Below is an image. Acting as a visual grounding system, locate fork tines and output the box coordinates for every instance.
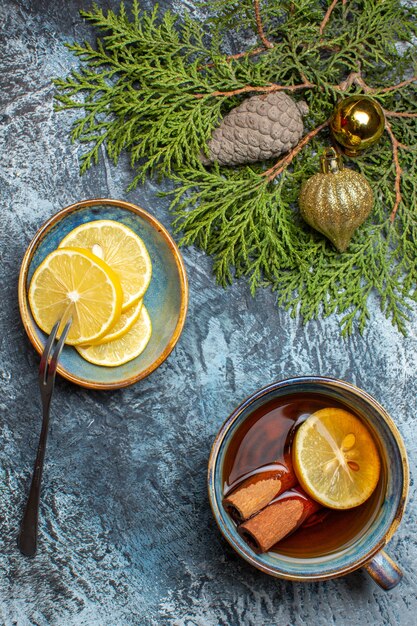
[39,319,72,389]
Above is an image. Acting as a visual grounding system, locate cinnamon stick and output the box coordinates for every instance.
[238,488,321,553]
[223,462,297,523]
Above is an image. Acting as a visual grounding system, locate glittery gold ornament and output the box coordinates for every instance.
[330,95,385,156]
[299,148,374,252]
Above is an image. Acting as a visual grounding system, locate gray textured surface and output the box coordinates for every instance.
[1,1,416,624]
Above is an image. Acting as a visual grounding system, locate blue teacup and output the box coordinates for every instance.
[208,377,409,590]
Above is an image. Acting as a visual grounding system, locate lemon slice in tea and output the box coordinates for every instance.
[29,247,123,345]
[293,407,381,509]
[58,220,152,311]
[76,305,152,367]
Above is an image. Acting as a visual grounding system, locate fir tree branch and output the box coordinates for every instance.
[335,71,372,93]
[196,71,417,100]
[377,76,417,94]
[198,0,274,70]
[385,110,417,119]
[385,120,403,223]
[335,74,417,96]
[319,0,343,36]
[199,0,274,67]
[263,120,330,181]
[199,46,265,70]
[54,0,417,335]
[253,0,274,49]
[195,80,315,98]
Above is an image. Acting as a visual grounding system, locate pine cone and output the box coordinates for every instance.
[201,92,309,167]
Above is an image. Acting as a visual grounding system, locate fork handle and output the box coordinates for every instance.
[18,420,49,557]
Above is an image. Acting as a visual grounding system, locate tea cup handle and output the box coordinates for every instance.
[364,550,403,590]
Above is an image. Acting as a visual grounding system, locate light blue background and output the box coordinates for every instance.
[1,1,416,624]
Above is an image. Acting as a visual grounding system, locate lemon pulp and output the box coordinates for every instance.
[58,220,152,311]
[29,247,123,345]
[82,298,143,346]
[293,407,381,509]
[76,305,152,366]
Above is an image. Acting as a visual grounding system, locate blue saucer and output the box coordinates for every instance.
[19,199,188,389]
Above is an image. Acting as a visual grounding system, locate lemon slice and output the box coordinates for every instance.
[58,220,152,311]
[83,298,143,346]
[76,305,152,366]
[293,408,381,509]
[29,247,123,345]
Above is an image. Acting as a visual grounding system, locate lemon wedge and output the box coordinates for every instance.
[29,247,123,345]
[293,407,381,509]
[76,305,152,366]
[58,220,152,311]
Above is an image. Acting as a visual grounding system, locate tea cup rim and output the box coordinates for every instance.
[207,375,409,582]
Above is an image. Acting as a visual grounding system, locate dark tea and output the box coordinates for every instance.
[222,393,385,558]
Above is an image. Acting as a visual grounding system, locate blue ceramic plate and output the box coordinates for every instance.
[19,199,188,389]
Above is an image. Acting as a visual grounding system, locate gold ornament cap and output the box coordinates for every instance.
[320,147,344,174]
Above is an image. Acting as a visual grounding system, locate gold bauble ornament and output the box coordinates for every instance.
[330,95,385,156]
[299,148,374,252]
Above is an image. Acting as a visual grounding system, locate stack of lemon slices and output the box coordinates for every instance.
[28,220,153,367]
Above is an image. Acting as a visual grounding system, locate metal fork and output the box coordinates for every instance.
[18,318,72,557]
